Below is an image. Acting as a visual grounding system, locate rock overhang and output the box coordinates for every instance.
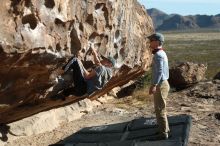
[0,0,154,124]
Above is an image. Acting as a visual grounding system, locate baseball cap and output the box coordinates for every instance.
[147,33,164,42]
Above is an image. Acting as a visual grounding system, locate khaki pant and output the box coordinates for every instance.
[153,80,170,135]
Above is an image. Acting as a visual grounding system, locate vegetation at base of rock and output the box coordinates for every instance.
[113,89,152,110]
[135,70,152,88]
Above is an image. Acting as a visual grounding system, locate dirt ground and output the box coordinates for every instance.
[3,86,220,146]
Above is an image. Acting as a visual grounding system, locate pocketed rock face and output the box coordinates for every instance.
[0,0,153,123]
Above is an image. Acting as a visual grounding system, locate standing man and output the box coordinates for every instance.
[147,33,170,140]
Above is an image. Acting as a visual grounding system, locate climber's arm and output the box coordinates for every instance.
[83,69,96,80]
[90,47,101,66]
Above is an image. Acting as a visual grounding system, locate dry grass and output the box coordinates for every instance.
[164,32,220,41]
[113,87,153,110]
[163,31,220,79]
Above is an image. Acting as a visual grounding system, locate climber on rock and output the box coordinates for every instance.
[45,46,116,99]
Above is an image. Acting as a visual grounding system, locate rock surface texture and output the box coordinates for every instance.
[0,0,154,123]
[169,62,207,89]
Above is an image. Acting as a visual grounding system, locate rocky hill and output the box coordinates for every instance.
[147,8,220,31]
[146,8,171,28]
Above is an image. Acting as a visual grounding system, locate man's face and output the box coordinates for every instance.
[149,39,160,50]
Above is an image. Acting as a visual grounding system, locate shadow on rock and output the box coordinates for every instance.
[0,124,10,142]
[215,113,220,120]
[49,87,87,101]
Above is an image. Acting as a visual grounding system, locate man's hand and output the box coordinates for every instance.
[84,69,97,80]
[90,47,96,55]
[90,47,101,65]
[149,85,157,95]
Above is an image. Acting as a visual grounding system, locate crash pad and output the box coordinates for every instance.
[50,114,191,146]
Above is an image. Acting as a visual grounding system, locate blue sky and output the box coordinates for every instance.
[138,0,220,16]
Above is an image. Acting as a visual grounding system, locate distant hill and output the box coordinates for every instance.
[147,8,171,28]
[147,8,220,31]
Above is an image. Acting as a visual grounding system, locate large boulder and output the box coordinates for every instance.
[169,62,207,89]
[0,0,154,124]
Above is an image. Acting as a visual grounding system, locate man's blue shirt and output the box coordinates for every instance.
[86,65,112,94]
[152,49,169,85]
